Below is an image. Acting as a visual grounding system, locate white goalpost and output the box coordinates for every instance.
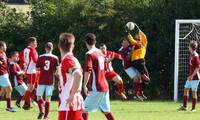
[174,19,200,101]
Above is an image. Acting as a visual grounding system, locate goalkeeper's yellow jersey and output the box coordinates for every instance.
[127,31,147,61]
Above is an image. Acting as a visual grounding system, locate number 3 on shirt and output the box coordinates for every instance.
[98,56,105,70]
[44,60,50,71]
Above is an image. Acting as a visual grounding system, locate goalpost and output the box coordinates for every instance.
[174,19,200,101]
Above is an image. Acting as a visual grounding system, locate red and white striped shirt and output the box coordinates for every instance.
[58,52,84,111]
[20,46,38,74]
[104,51,122,72]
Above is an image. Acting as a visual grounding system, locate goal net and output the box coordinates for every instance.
[174,20,200,101]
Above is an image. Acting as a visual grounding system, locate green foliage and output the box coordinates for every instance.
[0,2,31,51]
[1,0,200,99]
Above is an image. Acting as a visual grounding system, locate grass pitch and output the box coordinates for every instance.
[0,100,200,120]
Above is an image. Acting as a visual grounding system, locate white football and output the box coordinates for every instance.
[126,22,135,31]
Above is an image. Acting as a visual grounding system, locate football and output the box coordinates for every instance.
[126,22,135,31]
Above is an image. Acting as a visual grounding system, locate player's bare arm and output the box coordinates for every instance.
[17,70,24,75]
[83,71,91,96]
[188,65,200,80]
[67,69,83,105]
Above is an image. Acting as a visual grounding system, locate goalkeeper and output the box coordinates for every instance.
[125,23,150,82]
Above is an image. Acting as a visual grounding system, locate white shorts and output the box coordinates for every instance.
[184,80,200,92]
[15,82,28,96]
[0,74,11,87]
[84,91,110,112]
[125,67,140,79]
[36,85,54,97]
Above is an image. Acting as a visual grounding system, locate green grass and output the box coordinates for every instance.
[0,100,200,120]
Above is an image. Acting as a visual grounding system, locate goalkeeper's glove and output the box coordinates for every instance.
[124,25,129,35]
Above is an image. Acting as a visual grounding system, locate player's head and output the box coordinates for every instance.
[9,51,19,62]
[58,33,75,53]
[189,40,198,52]
[84,33,96,49]
[45,42,53,53]
[99,43,107,54]
[121,37,129,48]
[0,41,7,52]
[28,37,37,48]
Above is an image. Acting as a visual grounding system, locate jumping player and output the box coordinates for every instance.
[20,37,38,110]
[119,37,147,101]
[126,23,150,82]
[99,43,127,99]
[36,42,59,119]
[0,41,16,112]
[8,51,28,108]
[178,40,200,112]
[82,33,116,120]
[58,33,84,120]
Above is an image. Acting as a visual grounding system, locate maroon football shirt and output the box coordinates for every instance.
[0,52,8,75]
[36,53,59,85]
[8,62,23,87]
[84,47,109,92]
[189,52,200,80]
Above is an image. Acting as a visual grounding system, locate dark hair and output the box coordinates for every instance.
[85,33,96,45]
[189,40,198,51]
[45,42,53,51]
[99,43,106,47]
[0,41,6,47]
[8,51,18,58]
[121,37,128,42]
[59,33,75,52]
[28,37,37,45]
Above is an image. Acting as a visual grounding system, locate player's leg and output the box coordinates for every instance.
[15,82,28,108]
[104,112,116,120]
[191,80,200,111]
[140,82,148,99]
[58,111,67,120]
[132,59,150,81]
[44,85,54,119]
[178,80,190,111]
[143,65,150,83]
[67,110,83,120]
[23,84,34,109]
[99,92,116,120]
[141,66,149,100]
[133,78,139,97]
[137,76,147,100]
[83,91,104,120]
[82,112,88,120]
[133,77,143,102]
[107,71,127,99]
[36,85,45,119]
[31,87,37,105]
[192,91,197,112]
[31,72,40,104]
[0,74,16,112]
[5,86,16,112]
[124,66,142,100]
[0,87,6,100]
[182,88,189,108]
[183,81,190,108]
[23,74,36,109]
